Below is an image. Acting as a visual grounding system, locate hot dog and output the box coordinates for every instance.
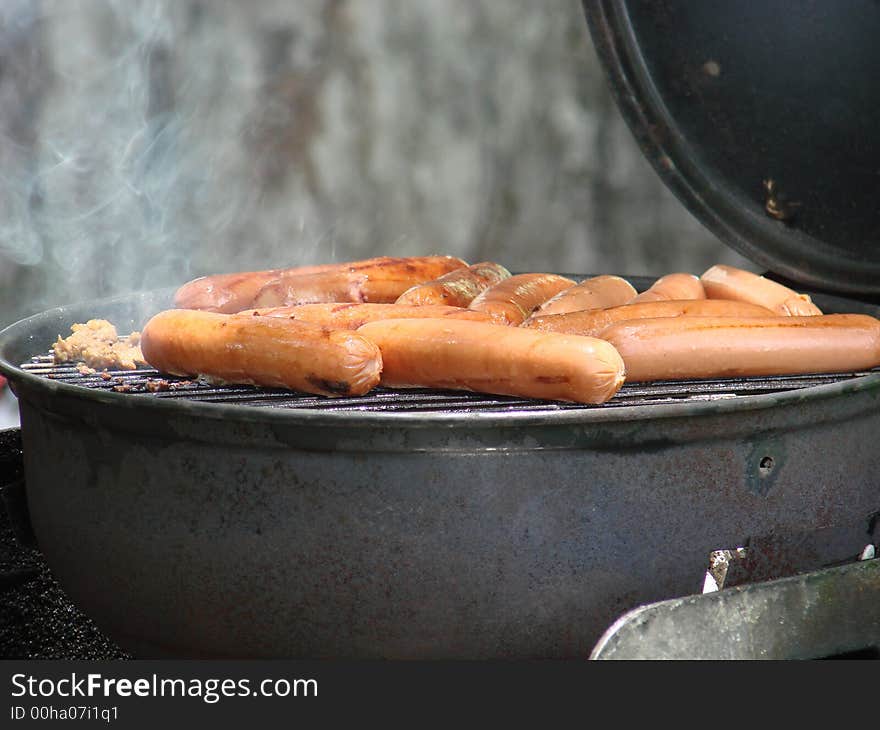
[529,275,637,318]
[467,273,576,325]
[174,256,468,313]
[599,314,880,382]
[700,264,822,316]
[238,303,496,329]
[173,261,365,313]
[395,261,512,307]
[252,255,468,309]
[356,318,625,404]
[141,309,383,396]
[174,267,318,314]
[523,299,777,337]
[630,272,705,303]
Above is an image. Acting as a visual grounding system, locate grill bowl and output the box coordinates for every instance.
[1,287,879,657]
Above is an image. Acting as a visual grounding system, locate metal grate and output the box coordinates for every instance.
[20,352,879,414]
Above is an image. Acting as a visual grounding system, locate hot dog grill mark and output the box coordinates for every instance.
[305,376,355,395]
[535,375,570,384]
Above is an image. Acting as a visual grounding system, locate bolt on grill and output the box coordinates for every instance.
[21,352,880,414]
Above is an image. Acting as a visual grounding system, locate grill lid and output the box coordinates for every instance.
[583,1,880,297]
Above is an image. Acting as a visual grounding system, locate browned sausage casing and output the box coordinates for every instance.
[141,309,383,396]
[357,318,625,404]
[174,262,350,313]
[175,256,468,313]
[700,264,823,316]
[599,314,880,382]
[395,261,512,307]
[523,299,777,336]
[468,273,576,325]
[529,275,637,318]
[252,255,468,309]
[238,303,496,329]
[630,272,706,303]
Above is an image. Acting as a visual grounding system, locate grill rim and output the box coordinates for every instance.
[2,289,880,431]
[13,352,880,425]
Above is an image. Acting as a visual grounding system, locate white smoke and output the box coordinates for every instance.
[0,0,263,319]
[0,0,746,328]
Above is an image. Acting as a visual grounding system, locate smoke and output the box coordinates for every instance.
[0,0,48,269]
[0,0,264,322]
[39,1,181,286]
[0,0,744,329]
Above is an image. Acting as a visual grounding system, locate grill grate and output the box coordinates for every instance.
[20,352,880,414]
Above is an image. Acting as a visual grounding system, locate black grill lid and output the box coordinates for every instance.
[583,0,880,296]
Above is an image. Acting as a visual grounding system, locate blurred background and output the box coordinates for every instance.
[0,0,755,424]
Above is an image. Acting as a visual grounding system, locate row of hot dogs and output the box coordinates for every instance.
[138,256,880,404]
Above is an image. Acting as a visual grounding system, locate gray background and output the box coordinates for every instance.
[0,0,754,330]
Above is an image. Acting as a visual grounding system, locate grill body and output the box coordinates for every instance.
[2,289,880,657]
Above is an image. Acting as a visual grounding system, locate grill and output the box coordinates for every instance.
[2,288,878,658]
[3,0,880,658]
[21,351,880,413]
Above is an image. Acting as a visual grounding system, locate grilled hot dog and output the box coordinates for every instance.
[468,273,576,325]
[630,272,705,303]
[395,261,511,307]
[530,275,637,318]
[175,256,467,314]
[252,255,468,309]
[523,299,777,336]
[357,318,625,404]
[174,265,328,314]
[239,303,495,329]
[599,314,880,382]
[141,309,383,396]
[700,264,822,316]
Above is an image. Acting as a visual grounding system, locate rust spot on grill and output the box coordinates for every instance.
[763,178,801,222]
